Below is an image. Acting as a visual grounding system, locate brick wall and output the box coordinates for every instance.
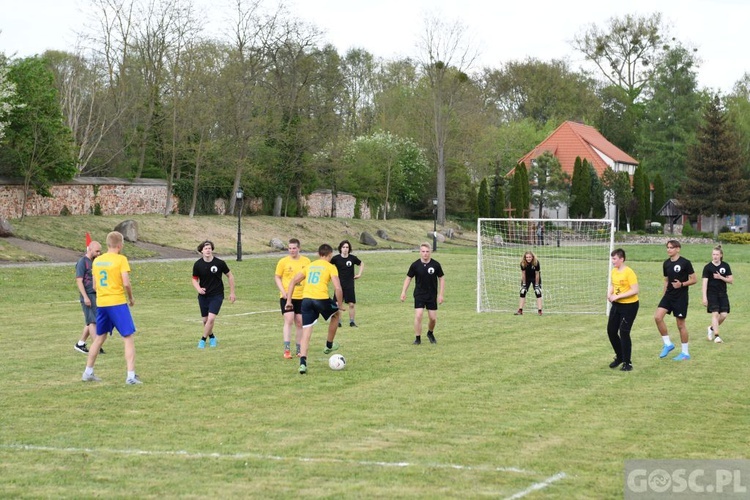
[0,177,178,219]
[303,189,371,219]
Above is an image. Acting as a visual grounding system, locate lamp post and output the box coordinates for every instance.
[236,187,244,261]
[432,197,438,252]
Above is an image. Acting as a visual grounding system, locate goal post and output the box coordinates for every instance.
[477,218,615,314]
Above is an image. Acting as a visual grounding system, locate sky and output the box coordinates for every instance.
[1,0,748,94]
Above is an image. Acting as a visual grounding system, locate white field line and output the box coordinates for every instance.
[5,443,536,476]
[186,309,277,321]
[506,472,568,499]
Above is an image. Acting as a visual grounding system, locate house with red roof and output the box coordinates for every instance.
[516,121,639,219]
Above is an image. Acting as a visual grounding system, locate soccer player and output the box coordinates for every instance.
[702,244,733,344]
[400,242,445,345]
[331,240,364,327]
[81,231,140,384]
[285,244,344,374]
[192,240,236,348]
[274,238,310,358]
[74,240,103,354]
[654,240,696,361]
[606,248,639,371]
[515,251,542,316]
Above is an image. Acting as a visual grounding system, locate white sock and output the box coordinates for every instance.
[77,341,86,346]
[84,367,94,376]
[127,371,136,379]
[662,335,673,346]
[681,343,689,355]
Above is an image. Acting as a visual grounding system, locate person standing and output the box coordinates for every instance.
[285,244,344,374]
[702,244,733,344]
[274,238,310,358]
[81,231,140,384]
[654,240,696,361]
[515,251,542,316]
[192,240,236,349]
[331,240,364,327]
[74,240,103,354]
[606,248,639,371]
[400,243,445,345]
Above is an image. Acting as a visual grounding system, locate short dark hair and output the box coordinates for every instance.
[318,244,333,257]
[338,239,352,253]
[666,239,681,249]
[197,240,214,252]
[611,248,626,259]
[289,238,300,247]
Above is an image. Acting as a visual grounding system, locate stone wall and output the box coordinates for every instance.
[0,177,178,219]
[303,189,371,219]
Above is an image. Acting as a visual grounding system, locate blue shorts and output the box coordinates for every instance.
[198,294,224,317]
[96,304,136,337]
[301,298,339,327]
[81,293,97,325]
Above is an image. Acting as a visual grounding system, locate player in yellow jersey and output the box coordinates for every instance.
[285,244,343,374]
[274,238,311,358]
[606,248,640,372]
[81,231,140,385]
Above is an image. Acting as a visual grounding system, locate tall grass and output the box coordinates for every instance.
[1,246,748,498]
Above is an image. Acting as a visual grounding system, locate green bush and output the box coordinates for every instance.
[718,232,750,244]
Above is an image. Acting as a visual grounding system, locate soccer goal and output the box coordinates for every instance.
[477,218,615,314]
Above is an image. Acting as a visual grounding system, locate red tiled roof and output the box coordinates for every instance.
[516,121,638,177]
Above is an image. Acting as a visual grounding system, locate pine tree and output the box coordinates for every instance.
[569,156,591,218]
[477,178,490,217]
[652,173,666,223]
[679,96,750,238]
[589,161,607,218]
[490,168,505,218]
[632,165,646,230]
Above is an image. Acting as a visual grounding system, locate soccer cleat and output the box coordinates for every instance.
[413,338,421,345]
[427,332,437,344]
[609,358,623,369]
[82,372,101,382]
[209,337,217,348]
[714,336,723,344]
[322,342,339,354]
[514,310,523,316]
[659,344,675,358]
[620,363,633,372]
[126,375,142,384]
[283,349,292,359]
[198,339,206,349]
[99,347,106,354]
[707,326,714,341]
[672,352,691,361]
[74,343,89,354]
[350,322,357,327]
[538,310,543,316]
[299,364,307,374]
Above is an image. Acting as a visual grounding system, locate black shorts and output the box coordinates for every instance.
[414,297,438,310]
[341,285,356,304]
[301,298,339,327]
[706,293,730,314]
[198,294,224,317]
[280,298,303,315]
[658,294,689,319]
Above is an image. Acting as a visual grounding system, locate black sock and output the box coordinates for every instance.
[300,356,307,365]
[415,335,421,341]
[201,336,207,341]
[208,334,215,339]
[427,330,434,337]
[326,341,333,349]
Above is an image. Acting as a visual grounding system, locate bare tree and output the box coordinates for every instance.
[417,15,477,224]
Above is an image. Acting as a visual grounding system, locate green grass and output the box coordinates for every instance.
[1,247,749,498]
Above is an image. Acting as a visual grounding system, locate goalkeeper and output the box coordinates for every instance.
[515,251,542,316]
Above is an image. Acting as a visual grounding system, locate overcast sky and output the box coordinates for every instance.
[2,0,748,93]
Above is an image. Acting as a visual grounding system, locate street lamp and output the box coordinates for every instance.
[236,187,244,261]
[432,197,438,252]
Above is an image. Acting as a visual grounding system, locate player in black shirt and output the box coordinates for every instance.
[702,245,733,343]
[331,240,364,327]
[192,240,236,348]
[655,240,696,361]
[400,243,445,345]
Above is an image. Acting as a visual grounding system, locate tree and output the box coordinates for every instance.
[418,15,477,225]
[489,162,505,218]
[477,177,489,218]
[589,161,607,218]
[0,57,77,216]
[679,96,750,238]
[0,56,19,142]
[529,151,569,219]
[636,43,703,196]
[602,167,633,231]
[651,173,666,223]
[569,156,591,218]
[725,73,750,177]
[509,166,525,218]
[631,165,646,230]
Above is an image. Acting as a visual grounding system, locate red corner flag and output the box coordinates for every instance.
[85,232,92,247]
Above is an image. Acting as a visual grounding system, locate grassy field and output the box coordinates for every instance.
[1,226,749,497]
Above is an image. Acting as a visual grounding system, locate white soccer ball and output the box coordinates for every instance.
[328,354,346,370]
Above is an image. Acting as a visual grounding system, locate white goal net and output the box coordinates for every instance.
[477,218,615,314]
